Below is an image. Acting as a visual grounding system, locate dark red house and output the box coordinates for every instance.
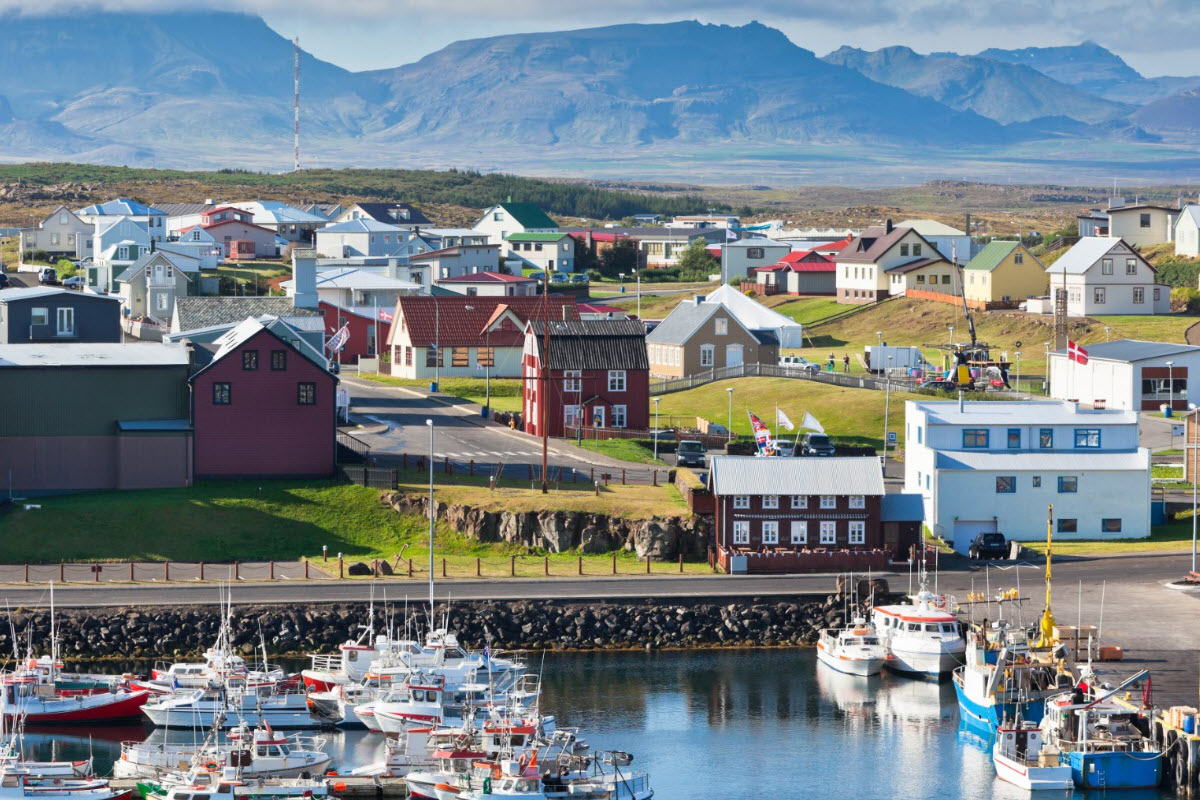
[319,301,393,365]
[708,456,922,574]
[189,318,338,478]
[522,319,649,438]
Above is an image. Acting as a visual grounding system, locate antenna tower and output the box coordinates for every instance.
[293,37,301,172]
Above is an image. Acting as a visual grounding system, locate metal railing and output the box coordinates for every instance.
[650,362,891,395]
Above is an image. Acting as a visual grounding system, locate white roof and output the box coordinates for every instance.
[911,399,1137,427]
[709,455,884,496]
[1047,237,1125,274]
[425,228,482,238]
[935,449,1148,472]
[723,239,788,249]
[703,284,803,339]
[232,201,327,226]
[318,219,405,234]
[0,286,118,303]
[897,219,966,237]
[281,268,420,292]
[0,343,189,368]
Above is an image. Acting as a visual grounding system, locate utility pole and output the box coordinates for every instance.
[541,270,550,494]
[293,37,301,172]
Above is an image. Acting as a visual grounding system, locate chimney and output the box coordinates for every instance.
[885,219,894,234]
[292,249,319,309]
[964,213,971,238]
[562,305,570,321]
[692,295,704,305]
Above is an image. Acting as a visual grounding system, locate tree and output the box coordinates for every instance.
[573,235,599,275]
[599,238,639,277]
[676,237,719,281]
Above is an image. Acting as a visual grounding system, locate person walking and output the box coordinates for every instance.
[827,352,835,372]
[842,354,850,373]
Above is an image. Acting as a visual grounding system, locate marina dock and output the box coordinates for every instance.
[109,776,409,798]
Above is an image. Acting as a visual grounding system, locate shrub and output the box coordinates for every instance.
[56,259,77,278]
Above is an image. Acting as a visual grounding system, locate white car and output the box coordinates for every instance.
[62,275,86,288]
[779,356,821,373]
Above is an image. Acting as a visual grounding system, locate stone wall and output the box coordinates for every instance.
[383,492,708,559]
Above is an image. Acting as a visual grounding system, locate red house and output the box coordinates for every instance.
[190,318,338,478]
[319,301,392,365]
[522,319,649,438]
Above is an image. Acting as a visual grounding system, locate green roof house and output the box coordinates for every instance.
[962,240,1046,306]
[473,201,558,247]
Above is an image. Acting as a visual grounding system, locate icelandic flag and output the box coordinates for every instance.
[776,408,795,431]
[326,324,350,353]
[801,412,825,433]
[1067,341,1089,365]
[748,411,774,455]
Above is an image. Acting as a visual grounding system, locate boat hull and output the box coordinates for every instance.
[815,646,883,677]
[992,750,1073,791]
[4,690,150,724]
[141,705,319,729]
[953,678,1045,736]
[1067,750,1162,790]
[884,648,961,678]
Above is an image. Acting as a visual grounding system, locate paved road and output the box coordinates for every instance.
[342,377,665,481]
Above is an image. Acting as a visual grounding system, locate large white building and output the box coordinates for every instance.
[1047,237,1171,316]
[1049,339,1200,412]
[904,399,1150,551]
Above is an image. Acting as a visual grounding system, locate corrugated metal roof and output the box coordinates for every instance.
[506,232,570,242]
[897,219,966,236]
[1047,237,1133,275]
[963,240,1022,272]
[528,319,648,371]
[77,198,165,217]
[709,456,885,496]
[319,219,405,234]
[0,343,189,368]
[1050,339,1200,363]
[644,300,718,345]
[496,203,556,229]
[913,399,1138,426]
[935,450,1148,471]
[175,297,319,334]
[0,287,119,303]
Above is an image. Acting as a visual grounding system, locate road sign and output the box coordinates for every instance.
[887,432,898,444]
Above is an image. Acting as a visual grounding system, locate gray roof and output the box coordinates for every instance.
[935,450,1148,471]
[881,493,925,522]
[174,297,319,334]
[709,455,885,496]
[156,203,213,217]
[527,319,648,371]
[0,343,189,368]
[0,287,119,303]
[911,399,1137,427]
[1047,237,1131,274]
[1049,339,1200,363]
[319,219,405,234]
[645,300,720,345]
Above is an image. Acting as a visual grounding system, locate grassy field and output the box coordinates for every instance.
[770,297,846,326]
[356,374,524,413]
[573,438,666,465]
[393,472,684,517]
[655,376,920,449]
[1022,515,1200,555]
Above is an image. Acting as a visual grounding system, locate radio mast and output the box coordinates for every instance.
[293,37,301,172]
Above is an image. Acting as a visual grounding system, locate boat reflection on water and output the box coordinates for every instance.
[815,661,880,721]
[873,675,957,729]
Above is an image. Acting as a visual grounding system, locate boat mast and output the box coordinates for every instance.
[1037,504,1057,646]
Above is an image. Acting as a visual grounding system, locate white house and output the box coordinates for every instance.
[281,267,421,311]
[1047,237,1171,316]
[1106,202,1179,248]
[116,250,201,325]
[230,201,328,245]
[409,245,500,281]
[504,232,576,273]
[18,206,91,261]
[897,219,972,263]
[314,219,408,259]
[904,399,1150,551]
[1175,205,1200,258]
[720,239,791,282]
[330,202,431,228]
[472,202,557,245]
[835,221,937,304]
[76,199,167,243]
[1048,339,1200,412]
[435,273,538,297]
[85,217,153,291]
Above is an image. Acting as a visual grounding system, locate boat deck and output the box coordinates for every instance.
[109,776,409,798]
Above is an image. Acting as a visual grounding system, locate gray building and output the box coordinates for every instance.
[0,287,121,344]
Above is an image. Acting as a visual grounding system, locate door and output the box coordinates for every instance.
[726,343,744,368]
[591,406,606,429]
[56,307,74,337]
[952,520,997,554]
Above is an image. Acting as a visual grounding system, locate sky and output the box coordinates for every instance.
[1,0,1198,76]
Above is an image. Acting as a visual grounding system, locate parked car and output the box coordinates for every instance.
[528,271,547,282]
[61,275,86,289]
[968,532,1009,561]
[917,378,957,393]
[775,439,795,457]
[570,274,589,284]
[0,272,8,288]
[779,355,821,373]
[676,440,706,468]
[71,257,94,268]
[801,432,836,457]
[37,267,58,285]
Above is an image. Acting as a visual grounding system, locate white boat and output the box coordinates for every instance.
[113,724,331,779]
[871,590,965,677]
[992,722,1072,791]
[140,684,320,729]
[0,771,132,800]
[141,766,328,800]
[1,671,150,725]
[815,619,889,677]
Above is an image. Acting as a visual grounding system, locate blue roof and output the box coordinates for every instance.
[881,493,924,522]
[117,419,192,432]
[78,198,165,217]
[319,219,405,234]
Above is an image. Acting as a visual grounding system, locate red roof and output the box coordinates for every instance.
[577,303,627,315]
[789,261,837,272]
[409,244,498,262]
[390,296,578,347]
[438,272,535,284]
[202,206,251,219]
[200,218,276,235]
[817,235,854,253]
[567,231,629,243]
[777,249,835,272]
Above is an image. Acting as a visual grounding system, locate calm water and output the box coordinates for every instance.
[15,651,1167,799]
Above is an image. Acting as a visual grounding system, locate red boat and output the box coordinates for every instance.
[2,673,151,725]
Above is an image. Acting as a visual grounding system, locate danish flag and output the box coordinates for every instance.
[1067,341,1089,365]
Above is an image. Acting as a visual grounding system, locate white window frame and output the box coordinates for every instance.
[733,495,749,509]
[848,495,865,509]
[819,495,836,509]
[714,318,728,336]
[761,521,779,545]
[611,405,627,429]
[1094,287,1106,304]
[563,405,580,427]
[762,495,779,509]
[56,307,74,336]
[607,370,626,392]
[563,370,582,393]
[848,521,866,545]
[819,521,837,545]
[732,521,750,545]
[1133,287,1144,304]
[790,495,807,509]
[790,521,807,545]
[700,344,714,367]
[31,307,48,326]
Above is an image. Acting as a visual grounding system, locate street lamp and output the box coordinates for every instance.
[652,397,661,462]
[465,306,491,418]
[1167,361,1175,414]
[1015,351,1022,395]
[726,386,734,442]
[882,355,893,474]
[876,331,883,373]
[426,418,435,614]
[948,325,955,349]
[1105,326,1112,343]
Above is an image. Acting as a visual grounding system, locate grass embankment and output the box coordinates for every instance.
[656,376,920,450]
[572,438,666,465]
[1,478,703,575]
[356,374,524,413]
[1022,516,1200,556]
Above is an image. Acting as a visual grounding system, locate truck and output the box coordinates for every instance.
[865,345,930,374]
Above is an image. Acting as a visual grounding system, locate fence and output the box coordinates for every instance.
[903,287,1023,311]
[650,362,891,395]
[336,431,371,463]
[341,453,669,487]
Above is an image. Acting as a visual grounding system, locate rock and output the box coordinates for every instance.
[377,560,394,576]
[346,561,373,576]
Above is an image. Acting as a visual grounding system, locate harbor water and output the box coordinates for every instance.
[13,650,1169,799]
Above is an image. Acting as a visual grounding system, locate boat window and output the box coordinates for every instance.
[348,651,358,662]
[942,624,957,633]
[194,795,210,800]
[862,637,879,645]
[907,623,921,631]
[512,735,525,746]
[925,624,940,632]
[257,747,267,756]
[175,794,191,800]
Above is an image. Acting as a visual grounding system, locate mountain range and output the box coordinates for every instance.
[0,13,1197,181]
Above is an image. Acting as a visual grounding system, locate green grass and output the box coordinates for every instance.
[1023,513,1200,555]
[572,438,667,465]
[771,297,846,326]
[356,374,524,413]
[1153,465,1184,480]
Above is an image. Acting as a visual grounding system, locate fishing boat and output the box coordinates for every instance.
[1,670,150,726]
[453,752,653,800]
[113,723,331,779]
[992,721,1072,791]
[139,766,328,800]
[871,590,964,678]
[1039,669,1162,790]
[140,683,320,730]
[0,771,132,800]
[815,619,889,677]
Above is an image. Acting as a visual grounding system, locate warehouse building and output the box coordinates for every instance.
[1049,339,1200,412]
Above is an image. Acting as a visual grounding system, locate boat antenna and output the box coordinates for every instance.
[1036,504,1057,646]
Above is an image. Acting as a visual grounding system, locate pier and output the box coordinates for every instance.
[108,776,409,798]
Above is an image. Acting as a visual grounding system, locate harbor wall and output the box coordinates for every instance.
[1,594,895,659]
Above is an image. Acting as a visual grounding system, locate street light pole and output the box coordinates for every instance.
[635,269,641,321]
[426,418,434,615]
[1168,361,1175,414]
[882,355,893,474]
[1105,326,1112,342]
[1015,351,1022,395]
[653,397,661,462]
[726,387,734,442]
[432,300,440,393]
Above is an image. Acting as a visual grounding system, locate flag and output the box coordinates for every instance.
[379,309,393,323]
[325,324,350,353]
[170,675,180,691]
[748,411,774,455]
[725,228,737,241]
[1067,341,1089,365]
[801,412,825,433]
[776,408,795,431]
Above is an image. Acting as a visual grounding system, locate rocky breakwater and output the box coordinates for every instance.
[1,594,897,658]
[383,491,708,559]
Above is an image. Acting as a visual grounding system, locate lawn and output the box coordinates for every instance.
[769,297,848,326]
[356,374,524,413]
[655,376,919,450]
[1022,513,1200,555]
[572,437,666,465]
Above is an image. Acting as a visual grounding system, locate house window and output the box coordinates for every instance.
[762,495,779,509]
[1040,428,1053,448]
[50,307,74,337]
[477,346,494,367]
[900,244,909,256]
[1007,428,1020,449]
[700,345,714,367]
[715,318,728,336]
[791,495,807,509]
[297,382,316,405]
[1133,287,1144,304]
[849,495,865,509]
[941,274,951,284]
[916,275,925,283]
[564,405,580,427]
[819,521,837,545]
[59,213,67,225]
[51,233,59,246]
[118,246,129,260]
[995,476,1016,494]
[762,521,779,545]
[607,370,626,392]
[1140,213,1151,228]
[1102,518,1122,533]
[213,383,231,405]
[1126,258,1137,275]
[562,370,582,392]
[242,350,258,370]
[452,347,469,367]
[790,521,807,545]
[733,495,750,509]
[1094,287,1106,304]
[1101,258,1112,275]
[963,429,989,448]
[1074,428,1101,448]
[848,521,866,545]
[1057,518,1078,533]
[30,308,48,326]
[1155,288,1161,301]
[405,347,413,367]
[747,247,764,259]
[270,350,287,370]
[1058,476,1078,493]
[1032,476,1042,488]
[612,405,627,428]
[915,244,923,257]
[1014,251,1024,264]
[426,348,440,368]
[732,521,750,545]
[819,495,836,509]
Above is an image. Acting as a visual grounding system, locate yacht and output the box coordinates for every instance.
[815,619,889,677]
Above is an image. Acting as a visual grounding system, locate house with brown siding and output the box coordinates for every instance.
[644,296,778,379]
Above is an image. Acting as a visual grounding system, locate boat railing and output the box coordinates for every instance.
[307,655,341,673]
